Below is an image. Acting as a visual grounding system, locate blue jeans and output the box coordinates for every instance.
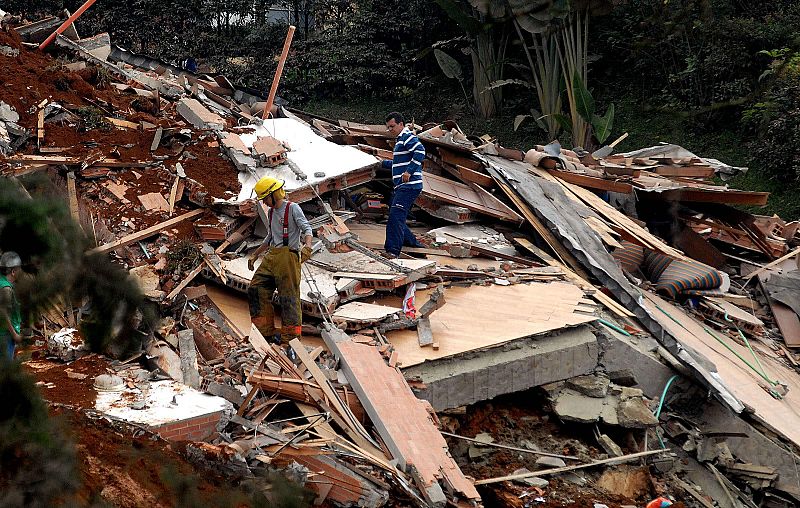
[2,336,14,362]
[385,186,422,256]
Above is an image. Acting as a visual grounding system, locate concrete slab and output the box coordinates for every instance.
[403,325,598,411]
[95,379,232,441]
[596,327,677,399]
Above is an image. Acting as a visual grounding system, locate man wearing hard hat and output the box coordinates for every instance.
[0,251,22,361]
[247,177,313,349]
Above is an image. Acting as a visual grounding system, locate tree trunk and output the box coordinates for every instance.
[472,30,502,120]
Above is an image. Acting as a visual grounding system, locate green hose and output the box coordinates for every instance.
[598,318,631,336]
[654,375,679,449]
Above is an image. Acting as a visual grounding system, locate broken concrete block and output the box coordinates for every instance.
[617,398,659,428]
[0,101,19,123]
[468,432,496,459]
[219,132,249,154]
[599,397,620,426]
[206,381,245,405]
[566,373,610,398]
[76,32,111,61]
[129,265,165,300]
[535,456,566,469]
[511,469,549,487]
[176,98,225,130]
[552,388,604,423]
[619,386,645,400]
[0,45,19,57]
[147,341,183,382]
[178,329,200,389]
[251,135,287,167]
[596,433,624,457]
[563,472,587,486]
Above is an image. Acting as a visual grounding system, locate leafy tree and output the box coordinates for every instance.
[285,0,454,100]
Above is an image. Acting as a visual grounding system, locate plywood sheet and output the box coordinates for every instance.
[348,222,428,247]
[642,291,800,448]
[137,192,170,211]
[205,284,326,350]
[387,282,596,367]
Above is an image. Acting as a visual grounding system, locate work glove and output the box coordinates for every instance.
[301,245,313,264]
[247,253,259,271]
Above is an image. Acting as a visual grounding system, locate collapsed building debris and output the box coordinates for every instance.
[5,10,800,508]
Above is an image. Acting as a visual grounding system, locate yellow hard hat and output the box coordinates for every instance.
[254,176,285,199]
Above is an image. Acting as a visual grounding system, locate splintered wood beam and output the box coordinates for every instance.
[91,208,205,254]
[66,171,80,223]
[168,175,181,216]
[166,262,206,301]
[475,448,670,485]
[546,169,633,194]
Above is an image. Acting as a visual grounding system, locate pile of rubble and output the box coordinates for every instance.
[5,9,800,508]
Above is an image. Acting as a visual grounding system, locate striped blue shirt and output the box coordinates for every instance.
[382,127,425,189]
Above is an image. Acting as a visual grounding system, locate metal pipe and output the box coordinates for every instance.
[262,25,296,119]
[39,0,99,50]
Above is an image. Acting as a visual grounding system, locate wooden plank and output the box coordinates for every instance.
[168,175,181,215]
[545,169,633,194]
[92,208,205,253]
[769,299,800,348]
[422,172,523,223]
[745,247,800,283]
[322,327,481,503]
[439,148,483,171]
[66,171,80,222]
[105,117,140,129]
[475,449,670,485]
[654,165,715,178]
[37,108,45,148]
[289,338,387,460]
[544,169,685,259]
[660,188,770,206]
[439,160,495,188]
[166,263,205,301]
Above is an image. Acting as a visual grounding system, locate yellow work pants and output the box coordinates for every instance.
[247,246,302,344]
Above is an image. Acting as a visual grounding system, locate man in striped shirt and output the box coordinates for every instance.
[382,111,425,258]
